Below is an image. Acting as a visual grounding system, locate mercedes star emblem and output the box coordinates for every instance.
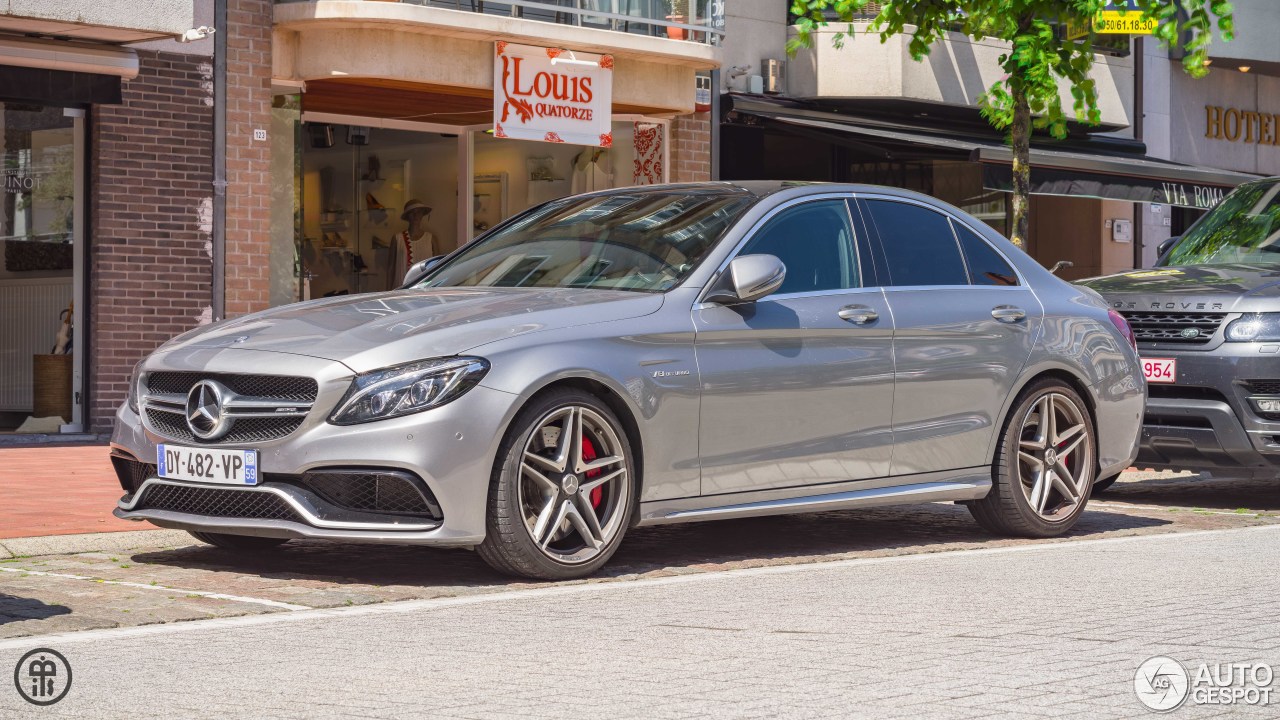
[185,380,233,440]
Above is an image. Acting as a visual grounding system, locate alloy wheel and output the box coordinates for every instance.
[518,405,630,564]
[1016,392,1094,522]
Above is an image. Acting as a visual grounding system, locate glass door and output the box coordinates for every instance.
[0,102,80,433]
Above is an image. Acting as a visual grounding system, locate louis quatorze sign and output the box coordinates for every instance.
[494,41,614,147]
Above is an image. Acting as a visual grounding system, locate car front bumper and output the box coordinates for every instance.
[1136,344,1280,477]
[110,350,521,546]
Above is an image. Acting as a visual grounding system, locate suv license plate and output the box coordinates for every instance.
[1142,358,1177,384]
[156,444,259,485]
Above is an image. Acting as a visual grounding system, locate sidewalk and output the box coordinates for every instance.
[0,445,142,539]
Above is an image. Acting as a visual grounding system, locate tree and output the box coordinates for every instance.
[788,0,1234,249]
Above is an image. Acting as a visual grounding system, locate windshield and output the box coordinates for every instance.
[420,191,755,293]
[1163,180,1280,266]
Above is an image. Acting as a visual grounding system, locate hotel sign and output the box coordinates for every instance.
[494,42,614,147]
[1205,105,1280,145]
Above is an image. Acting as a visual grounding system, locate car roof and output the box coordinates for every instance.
[578,181,941,203]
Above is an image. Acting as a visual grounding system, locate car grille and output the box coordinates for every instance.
[1246,380,1280,395]
[146,408,305,445]
[134,483,303,522]
[146,372,318,403]
[1119,311,1226,345]
[142,372,318,445]
[298,471,441,518]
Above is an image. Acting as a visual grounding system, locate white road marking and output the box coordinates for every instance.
[0,566,311,611]
[2,523,1278,652]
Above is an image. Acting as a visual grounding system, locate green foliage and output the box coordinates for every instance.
[787,0,1234,139]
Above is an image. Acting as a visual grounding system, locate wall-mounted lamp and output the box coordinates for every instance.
[1239,65,1252,73]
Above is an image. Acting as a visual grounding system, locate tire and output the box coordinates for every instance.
[477,389,636,580]
[188,531,288,551]
[967,378,1097,538]
[1092,474,1120,494]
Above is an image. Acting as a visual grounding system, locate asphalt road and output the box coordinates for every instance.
[1,471,1278,718]
[2,525,1278,719]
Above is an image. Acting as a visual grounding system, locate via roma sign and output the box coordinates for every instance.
[494,42,614,147]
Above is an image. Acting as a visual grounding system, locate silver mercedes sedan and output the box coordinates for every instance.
[111,182,1144,579]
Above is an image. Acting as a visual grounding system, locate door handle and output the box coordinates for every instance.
[991,305,1027,323]
[838,305,879,325]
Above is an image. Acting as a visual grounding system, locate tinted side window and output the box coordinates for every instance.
[739,200,858,294]
[954,222,1019,286]
[863,200,968,287]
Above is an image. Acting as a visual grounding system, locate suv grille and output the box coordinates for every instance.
[1119,311,1226,345]
[135,483,302,521]
[1246,380,1280,395]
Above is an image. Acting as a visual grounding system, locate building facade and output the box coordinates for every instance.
[2,0,720,438]
[715,1,1254,281]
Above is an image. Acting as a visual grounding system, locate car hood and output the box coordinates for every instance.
[1078,263,1280,298]
[157,287,665,373]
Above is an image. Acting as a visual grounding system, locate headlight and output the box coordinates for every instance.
[1225,313,1280,342]
[126,360,144,414]
[329,357,489,425]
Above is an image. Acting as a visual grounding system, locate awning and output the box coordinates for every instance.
[733,100,1259,210]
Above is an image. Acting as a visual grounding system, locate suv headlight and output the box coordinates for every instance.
[1225,313,1280,342]
[330,357,489,425]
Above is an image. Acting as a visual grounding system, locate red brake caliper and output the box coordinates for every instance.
[581,435,604,508]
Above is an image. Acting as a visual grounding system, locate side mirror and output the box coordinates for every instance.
[1156,236,1180,261]
[704,254,787,305]
[401,255,444,288]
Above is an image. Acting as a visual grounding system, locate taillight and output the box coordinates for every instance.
[1108,309,1137,350]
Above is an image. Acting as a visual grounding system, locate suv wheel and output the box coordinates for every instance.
[968,379,1096,537]
[478,389,634,580]
[189,531,288,551]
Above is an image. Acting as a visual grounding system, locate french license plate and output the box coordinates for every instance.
[1142,358,1177,384]
[156,444,259,485]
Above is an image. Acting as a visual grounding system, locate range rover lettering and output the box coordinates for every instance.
[112,183,1144,579]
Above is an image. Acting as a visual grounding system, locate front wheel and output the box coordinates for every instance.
[968,379,1097,537]
[477,389,635,580]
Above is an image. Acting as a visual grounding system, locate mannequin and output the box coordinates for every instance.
[571,148,614,194]
[391,199,436,288]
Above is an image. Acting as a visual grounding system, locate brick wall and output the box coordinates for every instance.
[89,50,215,432]
[223,0,274,317]
[670,112,712,182]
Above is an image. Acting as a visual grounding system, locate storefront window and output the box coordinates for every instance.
[297,119,666,297]
[0,102,77,431]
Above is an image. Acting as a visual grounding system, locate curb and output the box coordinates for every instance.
[0,529,193,559]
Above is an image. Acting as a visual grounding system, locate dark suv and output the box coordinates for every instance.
[1080,178,1280,488]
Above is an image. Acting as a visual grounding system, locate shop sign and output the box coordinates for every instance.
[4,174,37,193]
[983,165,1234,210]
[494,42,614,147]
[1205,105,1280,146]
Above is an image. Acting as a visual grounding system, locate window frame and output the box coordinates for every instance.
[855,194,1026,291]
[697,194,872,304]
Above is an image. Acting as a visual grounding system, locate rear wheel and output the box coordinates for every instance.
[188,531,288,551]
[968,379,1096,537]
[478,389,634,580]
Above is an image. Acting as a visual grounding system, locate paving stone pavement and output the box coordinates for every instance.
[1,525,1277,719]
[0,471,1276,641]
